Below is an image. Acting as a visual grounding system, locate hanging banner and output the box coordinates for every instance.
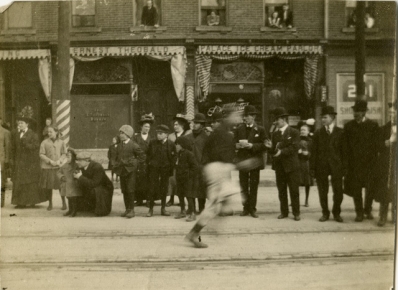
[336,73,385,126]
[0,49,50,60]
[197,45,323,55]
[70,46,185,57]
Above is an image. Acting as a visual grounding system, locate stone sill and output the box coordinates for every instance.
[195,26,232,33]
[1,29,36,35]
[260,27,297,33]
[341,27,379,34]
[71,27,102,34]
[129,26,167,33]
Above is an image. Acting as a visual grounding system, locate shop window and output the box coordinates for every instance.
[346,1,375,28]
[200,0,227,26]
[264,0,294,29]
[6,2,33,29]
[134,0,162,27]
[72,0,96,27]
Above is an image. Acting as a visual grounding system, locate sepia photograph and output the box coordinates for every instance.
[0,0,396,289]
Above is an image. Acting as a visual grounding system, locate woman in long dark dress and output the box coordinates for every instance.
[298,123,314,207]
[133,114,155,206]
[11,117,47,208]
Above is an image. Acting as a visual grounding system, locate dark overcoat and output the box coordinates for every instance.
[175,149,199,198]
[147,139,176,175]
[343,119,379,196]
[107,144,118,170]
[202,123,236,165]
[372,122,396,203]
[234,123,267,170]
[270,126,300,173]
[113,139,146,176]
[133,133,153,200]
[77,161,114,216]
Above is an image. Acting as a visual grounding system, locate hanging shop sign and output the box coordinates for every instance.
[197,45,323,55]
[70,46,185,57]
[336,73,385,126]
[0,49,51,60]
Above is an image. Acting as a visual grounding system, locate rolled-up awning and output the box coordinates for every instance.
[197,45,323,55]
[70,46,185,57]
[0,49,51,60]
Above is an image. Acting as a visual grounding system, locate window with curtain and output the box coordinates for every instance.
[264,0,293,29]
[134,0,162,26]
[346,1,375,28]
[7,2,32,29]
[200,0,227,26]
[72,0,96,27]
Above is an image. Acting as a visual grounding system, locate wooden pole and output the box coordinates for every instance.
[355,1,366,101]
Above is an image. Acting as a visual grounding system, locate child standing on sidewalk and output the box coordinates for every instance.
[57,148,82,217]
[108,137,119,182]
[298,122,314,207]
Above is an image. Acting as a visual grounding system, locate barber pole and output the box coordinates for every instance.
[56,100,71,146]
[186,85,195,120]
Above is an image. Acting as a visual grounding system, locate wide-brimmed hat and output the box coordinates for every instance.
[351,100,368,112]
[272,107,289,119]
[156,124,170,133]
[321,106,337,116]
[119,125,134,138]
[76,152,91,161]
[173,114,189,125]
[192,113,207,124]
[244,105,258,116]
[139,113,155,125]
[211,111,223,122]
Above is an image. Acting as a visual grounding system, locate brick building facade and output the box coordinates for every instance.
[0,0,395,157]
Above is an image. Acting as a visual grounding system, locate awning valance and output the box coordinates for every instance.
[197,45,323,55]
[0,49,51,60]
[70,46,185,57]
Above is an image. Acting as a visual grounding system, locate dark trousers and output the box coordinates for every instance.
[316,167,344,217]
[120,171,136,210]
[148,166,170,209]
[352,186,373,216]
[187,197,195,214]
[176,179,186,211]
[275,165,300,217]
[239,169,260,213]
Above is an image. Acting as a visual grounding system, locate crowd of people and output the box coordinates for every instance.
[0,99,396,248]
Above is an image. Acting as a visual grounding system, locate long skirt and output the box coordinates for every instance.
[40,168,61,191]
[11,182,48,205]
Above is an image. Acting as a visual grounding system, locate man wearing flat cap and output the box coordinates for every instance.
[343,100,379,222]
[113,125,145,219]
[146,124,176,217]
[73,152,114,216]
[234,105,267,218]
[265,107,301,221]
[310,106,346,223]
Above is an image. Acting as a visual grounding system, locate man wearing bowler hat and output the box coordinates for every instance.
[344,100,379,221]
[146,125,176,217]
[234,105,267,218]
[265,107,301,221]
[310,106,346,223]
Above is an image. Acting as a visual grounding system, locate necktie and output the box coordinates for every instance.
[326,126,330,135]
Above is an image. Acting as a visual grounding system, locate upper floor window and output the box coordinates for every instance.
[134,0,162,27]
[72,0,96,27]
[264,0,294,29]
[200,0,226,26]
[346,1,375,28]
[7,2,32,29]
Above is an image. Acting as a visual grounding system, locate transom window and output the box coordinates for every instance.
[72,0,96,28]
[200,0,227,26]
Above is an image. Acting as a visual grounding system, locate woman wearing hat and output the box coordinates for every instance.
[133,113,155,206]
[11,116,48,208]
[166,114,192,207]
[39,125,67,211]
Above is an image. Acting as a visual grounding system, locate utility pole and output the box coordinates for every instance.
[52,1,71,146]
[355,1,366,101]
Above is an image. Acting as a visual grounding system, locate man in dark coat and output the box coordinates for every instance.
[310,106,346,223]
[113,125,146,219]
[373,102,396,226]
[281,4,293,28]
[146,125,176,217]
[140,0,159,27]
[344,100,380,221]
[234,105,267,218]
[266,107,301,221]
[181,113,209,220]
[73,152,114,217]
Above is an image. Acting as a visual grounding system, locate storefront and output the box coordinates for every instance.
[195,45,323,129]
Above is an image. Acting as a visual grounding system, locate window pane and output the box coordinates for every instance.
[135,0,162,26]
[8,2,32,28]
[201,0,225,7]
[72,0,96,15]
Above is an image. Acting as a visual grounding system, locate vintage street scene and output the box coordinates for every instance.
[0,0,396,289]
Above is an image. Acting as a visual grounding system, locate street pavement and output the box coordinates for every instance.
[0,169,396,289]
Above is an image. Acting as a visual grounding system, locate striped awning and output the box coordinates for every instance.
[197,45,323,55]
[70,46,185,57]
[0,49,51,60]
